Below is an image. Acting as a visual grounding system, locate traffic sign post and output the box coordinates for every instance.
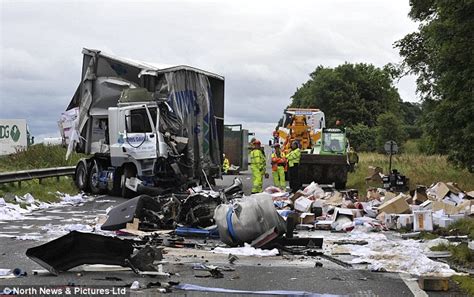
[384,140,398,173]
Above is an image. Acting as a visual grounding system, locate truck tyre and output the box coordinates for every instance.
[121,165,137,199]
[88,160,104,195]
[74,160,90,192]
[108,168,122,197]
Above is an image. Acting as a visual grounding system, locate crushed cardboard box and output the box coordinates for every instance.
[378,194,410,214]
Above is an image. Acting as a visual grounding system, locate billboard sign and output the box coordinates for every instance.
[0,119,28,155]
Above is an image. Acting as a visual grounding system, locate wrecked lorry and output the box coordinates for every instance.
[59,49,224,197]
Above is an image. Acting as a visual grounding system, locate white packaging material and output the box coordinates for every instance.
[397,214,414,229]
[419,200,432,210]
[294,197,313,212]
[213,243,279,257]
[413,211,433,231]
[438,217,454,228]
[130,281,140,290]
[384,214,398,229]
[302,182,325,199]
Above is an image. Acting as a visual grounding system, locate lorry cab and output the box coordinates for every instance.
[109,103,159,176]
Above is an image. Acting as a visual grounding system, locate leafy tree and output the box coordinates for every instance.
[376,112,407,153]
[290,63,401,128]
[394,0,474,170]
[346,124,377,152]
[399,101,422,126]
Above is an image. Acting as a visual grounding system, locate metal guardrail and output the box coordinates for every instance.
[0,166,76,186]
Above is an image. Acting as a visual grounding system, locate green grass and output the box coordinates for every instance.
[452,275,474,296]
[0,178,78,202]
[447,218,474,240]
[347,152,474,194]
[430,243,450,251]
[0,144,84,172]
[402,139,421,154]
[0,144,85,202]
[430,242,473,269]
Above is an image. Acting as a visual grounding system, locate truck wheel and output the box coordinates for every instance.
[88,160,104,195]
[74,160,90,192]
[121,165,137,199]
[108,168,122,197]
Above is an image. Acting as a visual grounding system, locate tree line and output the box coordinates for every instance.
[288,1,473,171]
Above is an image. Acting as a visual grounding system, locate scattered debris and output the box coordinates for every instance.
[26,231,137,275]
[213,243,279,257]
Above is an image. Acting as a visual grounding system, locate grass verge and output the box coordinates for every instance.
[347,152,474,194]
[452,275,474,296]
[0,177,78,202]
[0,144,85,202]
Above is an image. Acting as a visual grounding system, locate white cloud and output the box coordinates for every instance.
[0,0,419,143]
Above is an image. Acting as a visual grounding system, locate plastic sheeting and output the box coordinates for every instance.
[174,284,346,297]
[214,193,287,246]
[156,70,221,179]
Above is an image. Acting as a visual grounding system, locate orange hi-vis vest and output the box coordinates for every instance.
[271,151,286,171]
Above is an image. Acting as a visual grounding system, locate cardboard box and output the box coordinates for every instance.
[457,200,473,214]
[299,213,315,224]
[314,220,332,230]
[397,214,414,229]
[325,192,343,206]
[432,201,459,215]
[418,277,449,291]
[413,211,433,231]
[412,186,428,204]
[384,191,397,201]
[294,197,313,212]
[333,207,354,221]
[428,182,450,200]
[378,194,410,214]
[367,189,382,201]
[384,214,398,229]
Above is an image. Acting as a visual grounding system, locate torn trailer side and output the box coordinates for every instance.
[60,49,225,197]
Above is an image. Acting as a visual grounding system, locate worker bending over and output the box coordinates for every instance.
[286,141,301,193]
[271,144,286,190]
[348,147,359,172]
[250,140,266,193]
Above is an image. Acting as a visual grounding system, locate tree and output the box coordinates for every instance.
[394,0,474,170]
[290,63,401,128]
[346,123,377,152]
[376,112,407,153]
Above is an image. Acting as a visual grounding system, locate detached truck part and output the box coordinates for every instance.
[60,49,224,197]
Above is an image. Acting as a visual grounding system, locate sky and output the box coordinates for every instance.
[0,0,419,143]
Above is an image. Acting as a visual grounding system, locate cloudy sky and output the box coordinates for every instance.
[0,0,419,142]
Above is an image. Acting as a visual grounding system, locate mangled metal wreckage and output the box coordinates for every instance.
[60,48,224,197]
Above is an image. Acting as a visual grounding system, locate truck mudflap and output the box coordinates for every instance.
[299,154,348,188]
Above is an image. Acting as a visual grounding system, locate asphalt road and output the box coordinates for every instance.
[0,150,467,296]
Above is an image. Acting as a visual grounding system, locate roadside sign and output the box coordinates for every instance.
[0,119,28,155]
[384,140,398,154]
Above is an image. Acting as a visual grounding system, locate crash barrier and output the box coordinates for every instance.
[0,166,76,187]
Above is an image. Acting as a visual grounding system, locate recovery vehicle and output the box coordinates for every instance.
[277,108,349,188]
